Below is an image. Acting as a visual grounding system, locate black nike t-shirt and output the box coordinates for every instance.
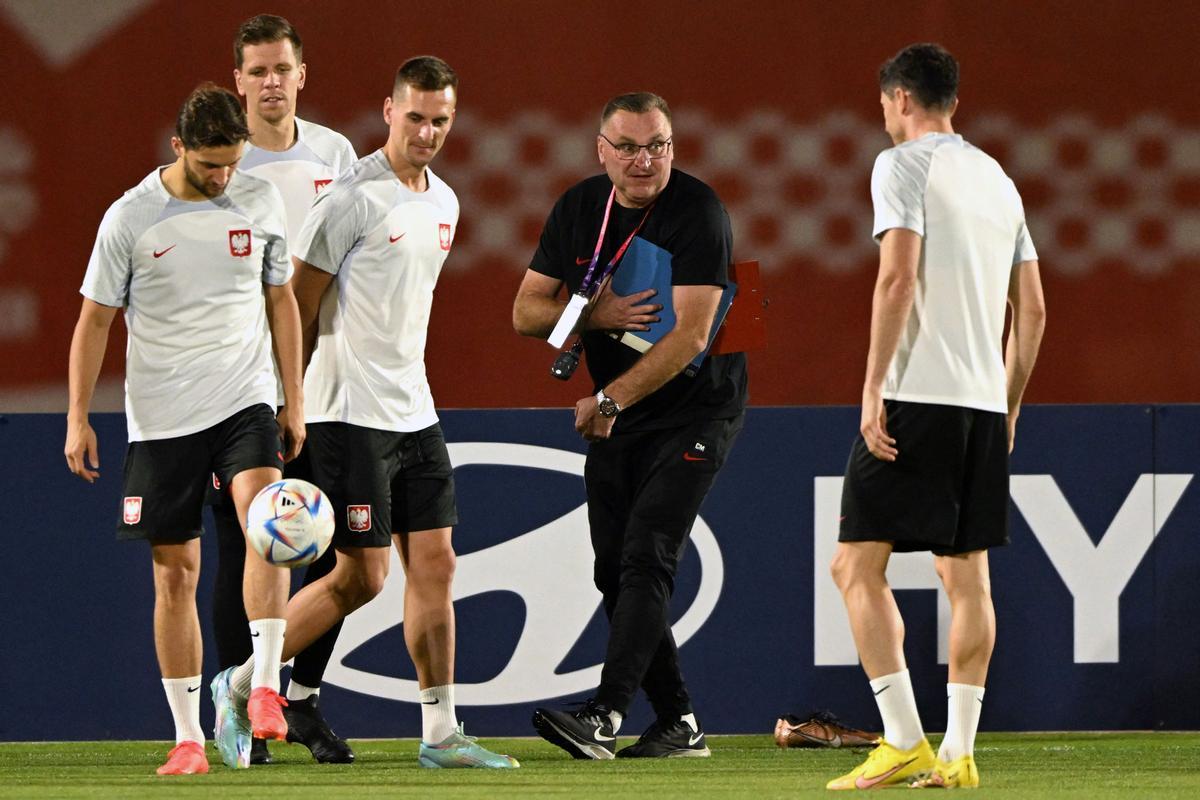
[530,169,748,433]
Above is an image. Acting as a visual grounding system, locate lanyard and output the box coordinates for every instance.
[577,187,654,297]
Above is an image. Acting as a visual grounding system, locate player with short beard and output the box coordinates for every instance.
[65,83,303,775]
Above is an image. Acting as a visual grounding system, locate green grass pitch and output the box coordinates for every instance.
[2,732,1198,798]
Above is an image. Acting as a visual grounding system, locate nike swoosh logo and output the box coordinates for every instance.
[389,233,406,243]
[683,452,708,462]
[153,245,176,258]
[575,256,591,265]
[251,631,261,637]
[187,686,200,693]
[855,757,916,789]
[688,732,704,745]
[421,699,440,705]
[592,726,615,742]
[873,684,890,696]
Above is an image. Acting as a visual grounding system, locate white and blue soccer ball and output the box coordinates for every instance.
[246,479,335,568]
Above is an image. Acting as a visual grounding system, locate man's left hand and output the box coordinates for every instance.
[277,405,306,462]
[575,395,616,441]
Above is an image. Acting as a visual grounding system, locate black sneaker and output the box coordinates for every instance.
[283,695,355,763]
[616,714,711,758]
[532,699,617,760]
[250,737,272,765]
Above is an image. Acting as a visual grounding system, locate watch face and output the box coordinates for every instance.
[599,398,619,417]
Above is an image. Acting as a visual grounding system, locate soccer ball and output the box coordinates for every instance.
[246,479,335,568]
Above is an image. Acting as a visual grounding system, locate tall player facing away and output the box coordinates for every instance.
[207,14,358,765]
[826,44,1045,790]
[213,57,518,769]
[64,84,304,775]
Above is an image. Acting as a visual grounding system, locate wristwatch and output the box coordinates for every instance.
[596,389,622,418]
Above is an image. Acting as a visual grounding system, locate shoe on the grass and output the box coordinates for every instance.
[211,667,250,769]
[250,737,272,766]
[418,723,520,768]
[248,687,288,742]
[774,711,878,749]
[284,695,355,763]
[910,754,980,788]
[826,737,936,790]
[156,740,209,775]
[531,699,617,760]
[617,714,711,758]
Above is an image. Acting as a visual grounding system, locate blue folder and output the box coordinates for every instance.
[608,236,736,375]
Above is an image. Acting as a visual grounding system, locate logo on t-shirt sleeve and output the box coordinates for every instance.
[229,229,252,257]
[438,223,452,251]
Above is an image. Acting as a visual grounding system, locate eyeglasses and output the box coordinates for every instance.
[600,134,673,160]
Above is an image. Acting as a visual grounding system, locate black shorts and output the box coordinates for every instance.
[839,400,1009,555]
[305,421,458,548]
[118,404,284,542]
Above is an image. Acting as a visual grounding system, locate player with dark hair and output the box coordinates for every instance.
[213,56,518,769]
[515,91,747,759]
[826,43,1045,790]
[208,13,358,766]
[65,83,303,775]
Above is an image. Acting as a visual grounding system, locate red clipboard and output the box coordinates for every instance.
[711,260,767,355]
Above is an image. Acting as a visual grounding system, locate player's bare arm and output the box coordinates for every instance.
[860,227,921,462]
[1004,259,1046,452]
[65,299,118,482]
[264,280,306,461]
[575,283,720,441]
[513,269,660,339]
[291,256,335,369]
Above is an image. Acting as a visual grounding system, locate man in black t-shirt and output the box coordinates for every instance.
[513,92,747,759]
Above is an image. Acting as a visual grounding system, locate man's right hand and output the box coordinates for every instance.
[65,418,101,483]
[587,280,661,332]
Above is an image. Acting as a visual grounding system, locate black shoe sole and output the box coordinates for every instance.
[284,730,356,764]
[531,710,615,760]
[620,745,712,758]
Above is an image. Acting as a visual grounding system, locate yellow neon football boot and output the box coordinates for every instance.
[910,754,980,788]
[826,737,936,790]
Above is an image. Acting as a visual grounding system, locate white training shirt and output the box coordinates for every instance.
[80,167,291,441]
[871,132,1038,414]
[294,150,459,432]
[240,117,357,243]
[240,118,356,404]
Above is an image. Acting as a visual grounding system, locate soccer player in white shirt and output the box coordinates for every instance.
[64,84,305,775]
[218,56,518,769]
[826,44,1046,790]
[206,14,358,766]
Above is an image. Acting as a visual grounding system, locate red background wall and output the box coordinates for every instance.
[0,0,1195,409]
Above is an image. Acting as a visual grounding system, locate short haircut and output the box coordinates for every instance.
[878,43,958,112]
[601,92,672,127]
[234,14,303,69]
[175,83,250,150]
[393,56,458,96]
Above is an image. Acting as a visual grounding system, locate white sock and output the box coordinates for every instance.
[286,679,320,702]
[250,618,287,693]
[869,669,925,750]
[420,684,458,743]
[231,659,253,700]
[162,676,205,745]
[679,712,698,733]
[939,683,985,761]
[609,709,624,735]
